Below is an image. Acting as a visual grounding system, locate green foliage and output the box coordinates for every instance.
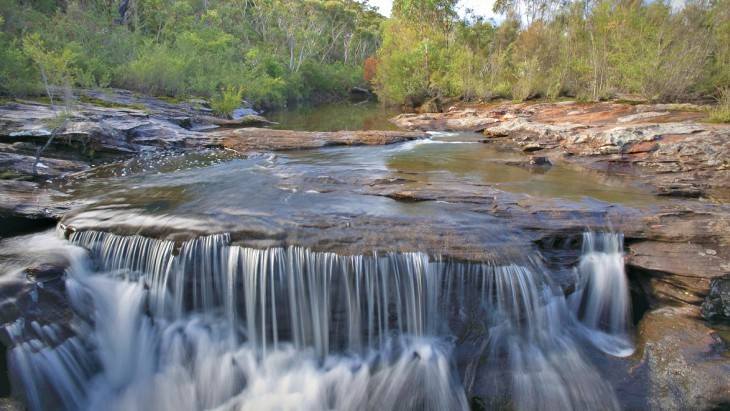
[376,0,728,106]
[0,0,383,108]
[116,42,187,96]
[375,12,451,107]
[21,32,80,107]
[3,0,727,109]
[211,85,244,118]
[0,34,40,95]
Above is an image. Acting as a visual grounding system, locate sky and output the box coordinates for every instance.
[368,0,501,21]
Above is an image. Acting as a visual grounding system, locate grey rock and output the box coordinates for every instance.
[702,275,730,320]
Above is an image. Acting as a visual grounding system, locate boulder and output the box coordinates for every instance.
[25,264,66,283]
[231,107,258,120]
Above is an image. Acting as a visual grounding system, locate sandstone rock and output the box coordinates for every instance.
[391,111,499,131]
[617,111,670,123]
[0,180,79,220]
[0,152,88,179]
[217,128,427,152]
[197,114,272,128]
[633,306,730,410]
[627,241,729,308]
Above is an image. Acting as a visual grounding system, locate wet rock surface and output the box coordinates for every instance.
[217,128,426,152]
[0,398,24,411]
[393,100,730,408]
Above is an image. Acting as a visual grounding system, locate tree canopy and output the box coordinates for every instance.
[1,0,728,109]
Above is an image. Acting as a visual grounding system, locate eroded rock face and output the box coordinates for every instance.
[627,241,729,308]
[633,306,730,410]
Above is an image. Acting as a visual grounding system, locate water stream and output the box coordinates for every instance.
[3,230,632,411]
[1,103,659,410]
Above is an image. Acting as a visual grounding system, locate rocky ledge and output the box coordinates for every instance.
[393,101,729,201]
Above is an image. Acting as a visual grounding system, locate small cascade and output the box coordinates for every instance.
[569,232,634,357]
[2,229,636,411]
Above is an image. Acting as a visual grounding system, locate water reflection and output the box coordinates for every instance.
[267,100,402,132]
[279,131,669,207]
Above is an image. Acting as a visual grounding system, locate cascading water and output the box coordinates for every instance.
[568,232,634,357]
[1,229,635,410]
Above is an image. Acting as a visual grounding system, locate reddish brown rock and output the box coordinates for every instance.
[216,128,426,152]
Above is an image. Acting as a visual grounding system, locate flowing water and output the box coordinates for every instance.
[2,230,632,411]
[0,103,662,410]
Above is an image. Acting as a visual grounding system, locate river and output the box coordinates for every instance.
[0,101,669,410]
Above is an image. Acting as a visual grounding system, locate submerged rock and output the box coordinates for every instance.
[25,264,66,283]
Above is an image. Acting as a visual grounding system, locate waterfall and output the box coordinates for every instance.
[568,232,634,357]
[2,229,635,410]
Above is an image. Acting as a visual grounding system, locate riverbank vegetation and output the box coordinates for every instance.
[0,0,383,109]
[1,0,729,112]
[376,0,730,109]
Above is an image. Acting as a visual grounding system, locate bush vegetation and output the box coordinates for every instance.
[0,0,383,109]
[1,0,728,111]
[375,0,730,109]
